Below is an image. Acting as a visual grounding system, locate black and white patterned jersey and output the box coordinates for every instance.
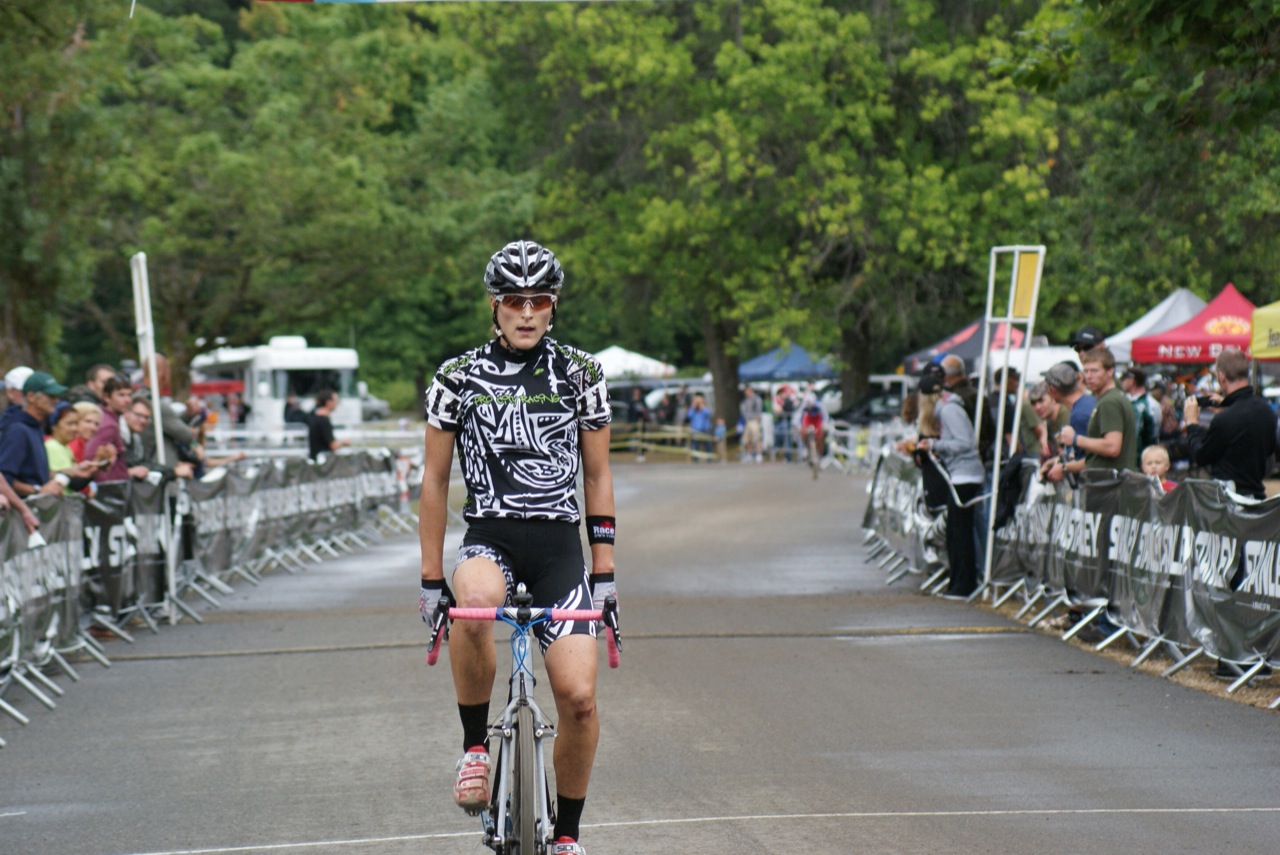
[423,336,611,522]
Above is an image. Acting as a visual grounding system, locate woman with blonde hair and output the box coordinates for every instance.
[914,373,984,599]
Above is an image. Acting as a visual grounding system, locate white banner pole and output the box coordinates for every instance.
[130,252,177,624]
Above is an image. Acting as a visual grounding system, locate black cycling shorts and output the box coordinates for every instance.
[452,518,596,653]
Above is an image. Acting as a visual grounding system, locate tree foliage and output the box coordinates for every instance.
[2,0,1279,411]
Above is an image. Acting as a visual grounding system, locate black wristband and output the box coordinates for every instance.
[586,516,616,545]
[591,572,615,586]
[421,578,444,591]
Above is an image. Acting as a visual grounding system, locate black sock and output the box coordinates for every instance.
[555,795,585,841]
[458,702,490,752]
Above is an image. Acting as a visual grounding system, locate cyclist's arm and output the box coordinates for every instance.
[580,426,615,577]
[419,424,455,582]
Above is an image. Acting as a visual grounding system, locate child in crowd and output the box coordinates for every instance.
[1142,444,1177,494]
[713,417,727,463]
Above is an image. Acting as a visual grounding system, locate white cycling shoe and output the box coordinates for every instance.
[453,746,490,814]
[553,838,586,854]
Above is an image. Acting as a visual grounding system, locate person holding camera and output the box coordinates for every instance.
[1182,347,1277,500]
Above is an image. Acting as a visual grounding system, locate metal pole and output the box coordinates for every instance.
[131,252,177,624]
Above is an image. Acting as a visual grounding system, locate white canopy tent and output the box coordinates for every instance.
[594,345,677,380]
[1105,288,1208,364]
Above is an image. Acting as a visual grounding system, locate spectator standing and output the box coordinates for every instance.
[990,367,1040,455]
[284,392,310,426]
[941,354,996,461]
[0,371,72,497]
[86,376,138,482]
[625,387,649,424]
[1041,362,1096,482]
[1141,445,1178,494]
[66,363,117,407]
[1120,367,1159,467]
[774,386,798,462]
[1183,347,1278,500]
[686,394,712,461]
[1069,325,1107,356]
[1060,346,1137,475]
[914,373,984,599]
[228,391,251,427]
[133,354,199,466]
[1027,381,1068,460]
[739,386,763,463]
[308,389,350,461]
[1149,380,1182,443]
[44,403,98,490]
[123,397,193,480]
[0,365,34,440]
[69,402,103,462]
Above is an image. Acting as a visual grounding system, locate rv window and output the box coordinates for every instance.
[277,369,355,402]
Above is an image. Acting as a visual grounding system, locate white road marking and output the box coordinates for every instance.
[111,806,1280,854]
[0,811,27,818]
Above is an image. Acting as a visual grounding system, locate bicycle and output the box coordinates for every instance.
[425,585,621,855]
[800,423,821,480]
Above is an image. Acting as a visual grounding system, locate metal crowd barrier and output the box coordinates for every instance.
[0,449,420,744]
[862,447,1280,705]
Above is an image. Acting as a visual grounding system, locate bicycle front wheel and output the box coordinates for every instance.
[510,704,539,854]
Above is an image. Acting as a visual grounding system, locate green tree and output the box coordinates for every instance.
[0,1,124,372]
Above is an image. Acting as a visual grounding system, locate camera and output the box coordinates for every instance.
[1195,394,1215,408]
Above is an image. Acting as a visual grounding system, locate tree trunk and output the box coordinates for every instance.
[702,310,740,425]
[838,302,873,404]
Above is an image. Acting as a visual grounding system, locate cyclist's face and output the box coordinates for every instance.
[493,290,555,350]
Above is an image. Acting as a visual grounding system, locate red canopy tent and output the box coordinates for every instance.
[1130,283,1256,363]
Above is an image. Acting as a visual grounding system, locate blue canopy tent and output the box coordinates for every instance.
[738,344,835,381]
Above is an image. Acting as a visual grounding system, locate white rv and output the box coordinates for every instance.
[191,336,362,434]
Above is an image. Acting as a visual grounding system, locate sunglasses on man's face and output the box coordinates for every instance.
[496,293,557,311]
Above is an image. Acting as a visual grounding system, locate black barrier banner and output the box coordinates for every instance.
[868,456,1280,662]
[864,451,945,576]
[129,478,169,610]
[0,451,419,679]
[1040,472,1114,602]
[81,482,134,618]
[988,461,1039,585]
[187,472,231,574]
[1104,474,1182,642]
[3,495,83,661]
[1175,482,1280,662]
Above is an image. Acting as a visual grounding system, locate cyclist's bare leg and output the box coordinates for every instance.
[449,557,506,705]
[543,634,599,798]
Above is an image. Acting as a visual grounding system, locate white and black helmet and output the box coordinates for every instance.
[483,240,564,294]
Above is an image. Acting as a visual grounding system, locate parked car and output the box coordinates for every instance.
[358,381,392,421]
[830,389,904,426]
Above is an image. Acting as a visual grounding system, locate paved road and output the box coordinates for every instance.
[2,462,1278,855]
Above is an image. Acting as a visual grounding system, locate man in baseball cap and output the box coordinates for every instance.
[1069,325,1106,353]
[22,371,68,397]
[0,370,75,497]
[0,365,35,441]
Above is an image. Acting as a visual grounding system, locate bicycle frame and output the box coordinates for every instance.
[427,588,620,855]
[484,605,556,853]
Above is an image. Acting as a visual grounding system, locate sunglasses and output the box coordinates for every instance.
[496,292,557,311]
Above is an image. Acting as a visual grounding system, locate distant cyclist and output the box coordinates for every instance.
[418,240,616,855]
[799,388,826,459]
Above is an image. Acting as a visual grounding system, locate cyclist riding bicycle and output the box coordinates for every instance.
[798,392,825,457]
[418,240,616,855]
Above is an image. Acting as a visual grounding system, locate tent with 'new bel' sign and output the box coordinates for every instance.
[1252,300,1280,361]
[1129,283,1256,364]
